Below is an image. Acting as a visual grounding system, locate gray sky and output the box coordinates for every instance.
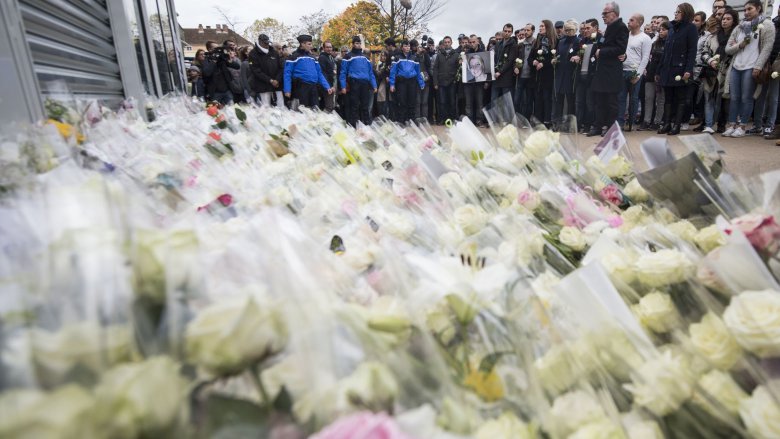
[177,0,726,45]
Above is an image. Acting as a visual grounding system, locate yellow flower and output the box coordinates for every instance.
[47,119,85,143]
[463,364,505,402]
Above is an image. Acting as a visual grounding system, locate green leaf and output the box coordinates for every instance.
[217,120,228,129]
[273,386,293,413]
[478,352,504,373]
[235,107,247,123]
[199,394,269,439]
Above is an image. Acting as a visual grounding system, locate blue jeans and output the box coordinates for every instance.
[754,78,780,129]
[617,71,642,126]
[703,88,722,128]
[728,67,756,124]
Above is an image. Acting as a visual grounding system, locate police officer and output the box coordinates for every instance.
[339,36,378,126]
[389,40,425,124]
[283,34,333,110]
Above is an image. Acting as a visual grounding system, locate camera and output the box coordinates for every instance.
[207,47,230,63]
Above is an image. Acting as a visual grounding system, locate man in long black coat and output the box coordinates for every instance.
[587,2,629,137]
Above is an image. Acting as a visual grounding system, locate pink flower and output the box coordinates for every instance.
[206,106,219,117]
[310,412,417,439]
[607,215,624,228]
[208,132,221,142]
[217,193,233,206]
[599,184,624,206]
[725,214,780,255]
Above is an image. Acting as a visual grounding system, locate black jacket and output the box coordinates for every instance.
[591,18,629,93]
[318,52,338,87]
[659,20,697,87]
[646,38,665,79]
[554,35,580,94]
[247,45,284,93]
[432,48,460,87]
[494,37,519,88]
[527,35,556,88]
[202,56,241,95]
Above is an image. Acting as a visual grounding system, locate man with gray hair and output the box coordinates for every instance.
[587,1,629,136]
[616,13,651,131]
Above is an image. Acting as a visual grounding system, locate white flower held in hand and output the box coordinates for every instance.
[772,72,779,80]
[591,32,597,39]
[537,49,543,55]
[675,75,682,81]
[551,49,557,55]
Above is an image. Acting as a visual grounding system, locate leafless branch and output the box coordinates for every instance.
[213,6,242,32]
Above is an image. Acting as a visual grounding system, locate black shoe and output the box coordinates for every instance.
[693,124,704,132]
[657,124,671,134]
[586,128,600,137]
[638,121,650,131]
[625,123,633,132]
[668,124,681,135]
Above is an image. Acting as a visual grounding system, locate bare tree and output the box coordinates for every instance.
[297,10,331,47]
[213,6,242,32]
[369,0,447,40]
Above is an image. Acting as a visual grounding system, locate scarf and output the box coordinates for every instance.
[739,15,765,38]
[716,28,731,57]
[258,45,269,54]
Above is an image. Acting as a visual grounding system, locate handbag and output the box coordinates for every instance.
[756,60,773,84]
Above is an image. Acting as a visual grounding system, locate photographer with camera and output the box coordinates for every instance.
[202,41,241,105]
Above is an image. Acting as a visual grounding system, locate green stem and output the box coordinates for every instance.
[249,364,271,406]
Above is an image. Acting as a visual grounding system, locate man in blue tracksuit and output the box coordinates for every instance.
[284,34,334,110]
[390,40,426,124]
[339,36,378,126]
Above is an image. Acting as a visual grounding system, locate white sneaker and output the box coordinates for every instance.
[681,123,690,130]
[731,126,746,138]
[702,126,715,134]
[722,126,735,137]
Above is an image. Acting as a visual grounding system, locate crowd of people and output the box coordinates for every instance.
[187,0,780,145]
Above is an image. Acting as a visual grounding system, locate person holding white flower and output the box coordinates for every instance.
[753,3,780,140]
[723,0,775,138]
[492,23,519,106]
[657,3,698,136]
[529,20,557,127]
[552,20,581,122]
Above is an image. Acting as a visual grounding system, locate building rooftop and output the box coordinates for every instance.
[181,24,253,48]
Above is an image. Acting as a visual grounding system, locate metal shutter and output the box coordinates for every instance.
[19,0,125,106]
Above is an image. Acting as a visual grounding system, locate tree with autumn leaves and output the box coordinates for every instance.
[321,2,385,50]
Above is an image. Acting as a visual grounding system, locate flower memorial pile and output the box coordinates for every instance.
[2,96,780,438]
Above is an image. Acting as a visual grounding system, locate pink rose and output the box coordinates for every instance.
[310,412,417,439]
[517,190,541,210]
[607,215,624,228]
[725,214,780,255]
[599,184,624,206]
[217,194,233,206]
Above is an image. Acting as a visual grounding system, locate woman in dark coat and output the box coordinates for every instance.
[528,19,558,126]
[553,20,581,122]
[658,2,699,135]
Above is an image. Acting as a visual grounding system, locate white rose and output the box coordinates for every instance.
[516,190,541,211]
[689,313,743,370]
[268,186,293,206]
[186,296,288,376]
[627,420,664,439]
[583,220,610,244]
[773,72,780,80]
[523,130,553,160]
[569,419,624,439]
[693,370,749,416]
[601,248,638,285]
[30,322,132,388]
[740,385,780,439]
[504,175,530,199]
[341,361,399,412]
[437,397,483,434]
[632,291,682,333]
[487,174,512,197]
[514,227,547,265]
[621,205,649,229]
[591,32,597,39]
[551,49,557,55]
[534,343,589,395]
[559,226,587,251]
[604,155,632,178]
[675,75,682,81]
[496,125,520,150]
[694,225,726,253]
[723,290,780,358]
[667,220,698,243]
[132,229,199,302]
[531,271,561,307]
[454,204,488,235]
[476,412,534,439]
[0,385,96,438]
[342,243,381,272]
[537,49,543,55]
[549,390,608,436]
[624,351,696,416]
[93,357,189,439]
[510,151,530,168]
[635,249,695,287]
[624,178,649,202]
[758,23,765,30]
[545,151,567,172]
